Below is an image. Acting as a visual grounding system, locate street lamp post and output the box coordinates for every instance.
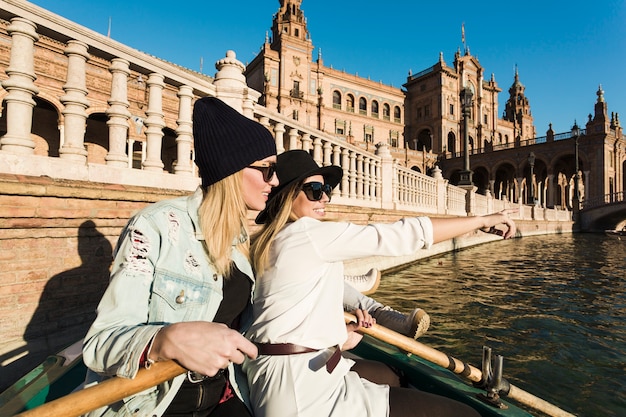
[528,152,535,205]
[458,86,473,186]
[571,121,580,211]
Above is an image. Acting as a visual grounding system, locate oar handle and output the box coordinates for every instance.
[344,312,576,417]
[15,360,186,417]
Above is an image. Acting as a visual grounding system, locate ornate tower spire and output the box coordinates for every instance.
[503,66,534,139]
[592,84,608,127]
[271,0,308,48]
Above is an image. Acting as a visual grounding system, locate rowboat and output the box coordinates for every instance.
[605,227,626,240]
[1,315,576,417]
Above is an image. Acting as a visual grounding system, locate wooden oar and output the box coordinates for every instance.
[14,360,186,417]
[345,312,576,417]
[16,315,575,417]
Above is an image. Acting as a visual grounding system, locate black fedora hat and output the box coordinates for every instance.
[255,150,342,224]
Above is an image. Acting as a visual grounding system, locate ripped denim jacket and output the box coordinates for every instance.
[82,187,254,417]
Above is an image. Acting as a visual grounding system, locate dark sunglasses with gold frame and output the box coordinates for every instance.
[248,161,277,183]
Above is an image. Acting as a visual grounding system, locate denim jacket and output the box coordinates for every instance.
[82,187,255,417]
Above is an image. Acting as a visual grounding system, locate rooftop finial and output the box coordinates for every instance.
[597,84,605,102]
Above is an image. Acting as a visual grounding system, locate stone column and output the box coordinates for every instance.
[287,127,299,151]
[241,97,255,118]
[374,159,382,203]
[356,154,364,199]
[105,58,131,166]
[142,73,165,172]
[348,150,357,199]
[174,85,194,176]
[460,184,478,216]
[332,144,342,197]
[259,116,270,131]
[368,157,376,201]
[340,148,350,198]
[489,179,495,197]
[0,18,39,154]
[274,123,285,154]
[432,166,447,214]
[301,133,312,152]
[312,137,323,165]
[515,177,523,204]
[59,40,90,162]
[375,143,394,209]
[323,140,332,166]
[362,156,370,200]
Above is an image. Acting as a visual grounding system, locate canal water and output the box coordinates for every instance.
[375,233,626,417]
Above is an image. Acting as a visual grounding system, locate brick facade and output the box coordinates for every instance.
[0,174,187,390]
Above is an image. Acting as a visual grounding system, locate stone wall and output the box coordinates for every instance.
[0,174,187,391]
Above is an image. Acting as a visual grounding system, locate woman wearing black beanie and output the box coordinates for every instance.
[82,97,277,417]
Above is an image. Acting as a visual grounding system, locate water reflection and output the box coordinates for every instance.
[377,234,626,417]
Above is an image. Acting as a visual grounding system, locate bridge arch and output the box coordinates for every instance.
[472,165,489,195]
[581,197,626,231]
[493,162,517,202]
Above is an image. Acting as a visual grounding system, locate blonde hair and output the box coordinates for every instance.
[251,182,302,276]
[198,171,249,276]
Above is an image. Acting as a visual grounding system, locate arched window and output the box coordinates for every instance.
[382,103,390,121]
[359,97,367,115]
[393,106,401,122]
[371,100,379,117]
[346,94,355,112]
[447,131,456,155]
[332,91,341,110]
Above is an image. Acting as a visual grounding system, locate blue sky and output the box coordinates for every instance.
[29,0,626,135]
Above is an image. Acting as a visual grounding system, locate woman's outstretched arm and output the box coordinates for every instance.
[430,209,517,244]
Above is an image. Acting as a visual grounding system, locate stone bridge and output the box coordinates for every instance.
[580,192,626,231]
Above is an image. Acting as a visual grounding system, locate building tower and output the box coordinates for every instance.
[245,0,316,125]
[245,0,407,158]
[503,66,536,142]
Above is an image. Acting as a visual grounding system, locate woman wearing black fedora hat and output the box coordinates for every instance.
[82,97,278,417]
[244,150,516,417]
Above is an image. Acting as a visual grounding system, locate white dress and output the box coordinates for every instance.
[243,216,434,417]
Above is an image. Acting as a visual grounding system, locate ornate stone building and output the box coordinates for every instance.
[404,56,536,159]
[245,0,537,176]
[244,0,624,211]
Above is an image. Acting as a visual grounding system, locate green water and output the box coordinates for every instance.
[377,233,626,417]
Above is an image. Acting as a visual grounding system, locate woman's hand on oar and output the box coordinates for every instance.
[343,308,375,350]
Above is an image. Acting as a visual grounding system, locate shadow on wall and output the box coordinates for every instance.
[0,220,113,392]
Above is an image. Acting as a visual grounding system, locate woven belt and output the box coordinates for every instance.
[254,342,341,373]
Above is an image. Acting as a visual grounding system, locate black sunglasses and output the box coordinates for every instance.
[248,161,276,182]
[301,181,333,202]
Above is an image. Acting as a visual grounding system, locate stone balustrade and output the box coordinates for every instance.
[0,0,570,222]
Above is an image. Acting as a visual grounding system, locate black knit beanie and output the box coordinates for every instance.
[193,97,277,187]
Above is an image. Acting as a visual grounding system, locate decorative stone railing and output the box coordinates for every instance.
[0,0,571,221]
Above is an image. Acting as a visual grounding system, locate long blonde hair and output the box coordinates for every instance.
[251,182,302,276]
[198,171,249,276]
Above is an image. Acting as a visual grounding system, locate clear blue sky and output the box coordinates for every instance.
[30,0,626,135]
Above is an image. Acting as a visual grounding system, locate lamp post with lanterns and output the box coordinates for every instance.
[458,86,474,186]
